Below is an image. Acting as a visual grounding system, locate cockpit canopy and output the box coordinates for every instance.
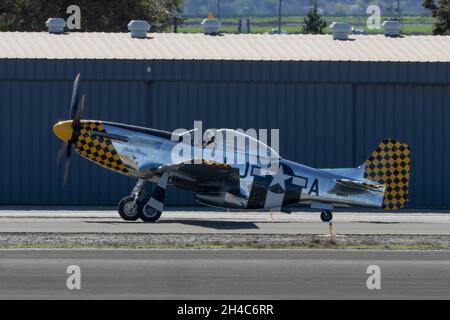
[204,128,280,166]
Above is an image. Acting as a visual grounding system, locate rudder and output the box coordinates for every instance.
[363,139,410,210]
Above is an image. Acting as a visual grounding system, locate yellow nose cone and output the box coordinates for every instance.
[53,120,74,142]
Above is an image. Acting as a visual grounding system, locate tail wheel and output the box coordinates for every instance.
[117,196,140,221]
[138,197,162,222]
[320,210,333,222]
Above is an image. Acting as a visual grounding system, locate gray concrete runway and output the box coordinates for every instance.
[1,209,450,234]
[0,249,449,299]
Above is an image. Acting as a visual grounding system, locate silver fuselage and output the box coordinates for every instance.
[74,121,384,211]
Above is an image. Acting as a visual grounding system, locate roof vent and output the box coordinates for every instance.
[201,13,221,35]
[127,20,151,39]
[45,18,66,34]
[330,22,352,40]
[382,20,402,37]
[238,18,251,34]
[238,7,251,34]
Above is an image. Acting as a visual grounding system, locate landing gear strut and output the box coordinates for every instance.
[320,210,333,222]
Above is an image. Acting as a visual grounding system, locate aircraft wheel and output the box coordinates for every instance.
[138,197,162,222]
[117,196,140,221]
[320,210,333,222]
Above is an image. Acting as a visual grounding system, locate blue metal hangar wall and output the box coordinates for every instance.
[0,33,449,208]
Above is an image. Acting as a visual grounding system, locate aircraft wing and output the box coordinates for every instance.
[160,159,240,194]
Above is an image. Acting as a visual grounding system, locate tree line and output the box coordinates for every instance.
[0,0,448,35]
[423,0,450,35]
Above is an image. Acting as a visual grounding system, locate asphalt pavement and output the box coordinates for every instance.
[0,209,450,234]
[0,249,449,299]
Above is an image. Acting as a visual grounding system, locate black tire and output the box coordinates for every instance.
[320,210,333,222]
[138,197,162,222]
[117,196,140,221]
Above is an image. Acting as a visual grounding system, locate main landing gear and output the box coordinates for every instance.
[117,173,169,223]
[117,179,147,221]
[117,196,141,221]
[320,210,333,222]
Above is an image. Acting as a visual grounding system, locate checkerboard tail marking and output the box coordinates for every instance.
[364,139,410,210]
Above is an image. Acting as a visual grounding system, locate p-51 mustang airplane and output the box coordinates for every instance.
[53,74,410,222]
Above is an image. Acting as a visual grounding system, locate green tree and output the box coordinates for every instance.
[423,0,450,35]
[0,0,183,32]
[302,0,326,34]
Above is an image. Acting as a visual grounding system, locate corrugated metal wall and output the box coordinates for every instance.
[0,80,149,205]
[354,83,450,208]
[0,59,449,208]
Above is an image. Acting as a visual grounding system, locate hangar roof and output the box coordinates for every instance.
[0,32,449,62]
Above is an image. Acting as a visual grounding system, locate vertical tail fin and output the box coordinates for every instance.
[363,139,411,210]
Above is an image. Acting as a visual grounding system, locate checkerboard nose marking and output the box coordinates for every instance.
[74,121,129,175]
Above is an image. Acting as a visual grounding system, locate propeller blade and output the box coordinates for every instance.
[69,73,81,119]
[56,142,68,166]
[71,94,85,129]
[62,144,72,187]
[60,73,83,187]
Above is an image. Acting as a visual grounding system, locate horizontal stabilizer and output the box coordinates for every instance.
[335,178,384,191]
